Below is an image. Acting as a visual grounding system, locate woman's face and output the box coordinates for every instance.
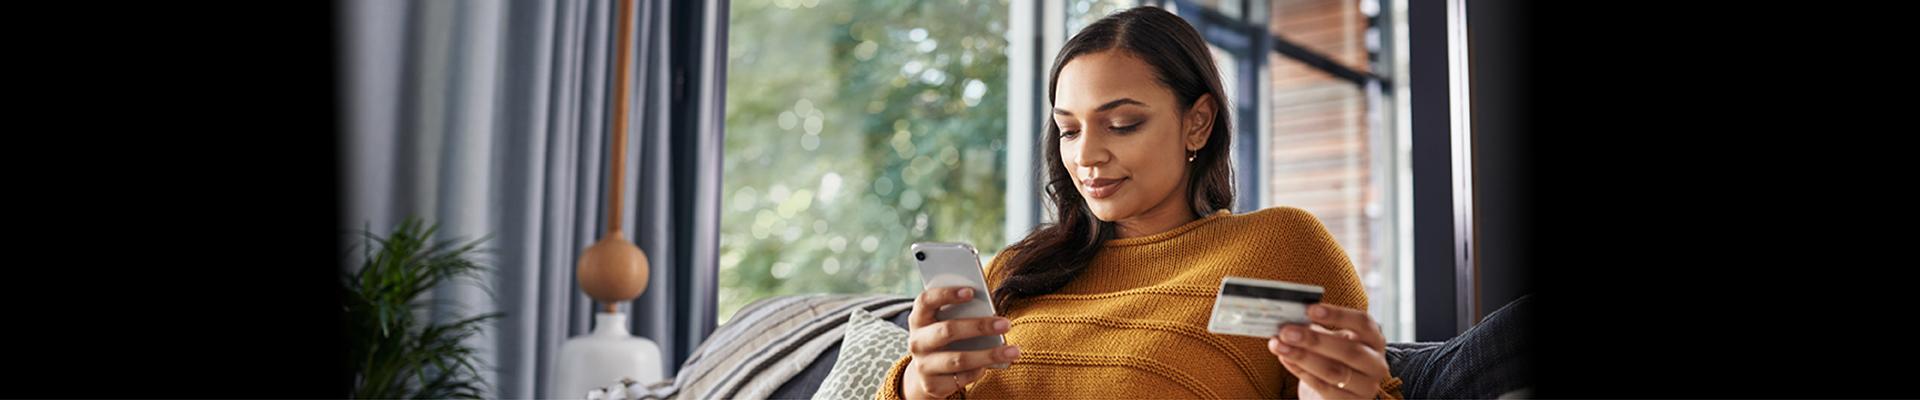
[1053,50,1213,223]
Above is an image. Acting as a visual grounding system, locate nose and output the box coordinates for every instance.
[1068,130,1111,168]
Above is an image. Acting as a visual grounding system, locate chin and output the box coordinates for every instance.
[1084,200,1132,222]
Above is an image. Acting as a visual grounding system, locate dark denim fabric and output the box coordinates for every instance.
[1388,295,1534,399]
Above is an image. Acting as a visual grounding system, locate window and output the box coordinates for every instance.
[720,0,1413,342]
[1067,0,1137,34]
[719,0,1012,323]
[1260,0,1410,341]
[1162,0,1414,341]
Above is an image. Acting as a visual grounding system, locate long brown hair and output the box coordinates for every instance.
[991,6,1235,311]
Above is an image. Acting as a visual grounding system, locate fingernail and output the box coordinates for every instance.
[959,288,974,298]
[1003,346,1021,358]
[1310,304,1328,318]
[993,318,1010,332]
[1281,328,1303,343]
[1270,338,1293,354]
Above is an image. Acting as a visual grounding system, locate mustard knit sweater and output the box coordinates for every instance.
[878,207,1405,399]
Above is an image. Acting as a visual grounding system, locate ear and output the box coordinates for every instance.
[1183,93,1216,152]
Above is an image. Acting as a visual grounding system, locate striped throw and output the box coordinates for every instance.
[638,294,915,400]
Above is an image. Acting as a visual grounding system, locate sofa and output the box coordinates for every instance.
[643,294,1531,399]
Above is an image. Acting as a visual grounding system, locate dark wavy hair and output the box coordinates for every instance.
[990,6,1234,312]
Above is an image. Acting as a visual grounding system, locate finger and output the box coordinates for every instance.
[911,286,976,328]
[1273,339,1337,394]
[1273,340,1380,397]
[1271,338,1329,383]
[1294,366,1375,400]
[1273,343,1308,376]
[916,345,1021,375]
[1307,303,1387,350]
[955,368,987,387]
[1308,325,1365,351]
[910,317,1010,354]
[1294,371,1331,394]
[922,368,987,399]
[1271,335,1349,375]
[911,368,954,399]
[1283,357,1337,397]
[929,369,986,398]
[1276,324,1391,379]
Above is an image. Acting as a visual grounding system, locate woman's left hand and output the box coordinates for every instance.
[1266,303,1390,399]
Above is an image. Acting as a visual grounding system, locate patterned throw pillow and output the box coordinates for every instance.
[811,308,911,400]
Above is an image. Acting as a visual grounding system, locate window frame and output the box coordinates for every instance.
[713,0,1420,342]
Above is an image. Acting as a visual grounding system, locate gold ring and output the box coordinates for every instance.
[1337,367,1351,389]
[953,373,963,388]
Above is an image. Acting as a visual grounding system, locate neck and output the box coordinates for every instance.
[1114,187,1197,238]
[593,312,631,337]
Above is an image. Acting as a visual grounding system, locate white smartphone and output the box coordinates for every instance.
[910,242,1009,368]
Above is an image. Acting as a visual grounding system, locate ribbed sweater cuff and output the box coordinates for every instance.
[1377,375,1405,400]
[876,354,914,400]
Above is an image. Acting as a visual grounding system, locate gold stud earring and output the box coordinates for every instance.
[1187,150,1196,163]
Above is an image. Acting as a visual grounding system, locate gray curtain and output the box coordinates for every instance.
[337,0,726,397]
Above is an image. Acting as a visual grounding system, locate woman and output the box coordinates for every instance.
[880,6,1402,399]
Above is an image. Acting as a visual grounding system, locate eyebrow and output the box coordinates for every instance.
[1052,98,1147,116]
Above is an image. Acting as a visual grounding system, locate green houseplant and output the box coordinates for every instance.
[344,218,502,399]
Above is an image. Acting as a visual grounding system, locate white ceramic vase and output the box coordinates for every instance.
[549,312,663,399]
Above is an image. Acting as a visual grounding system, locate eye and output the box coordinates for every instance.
[1108,122,1140,133]
[1059,127,1081,139]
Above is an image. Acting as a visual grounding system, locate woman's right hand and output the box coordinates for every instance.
[901,286,1021,400]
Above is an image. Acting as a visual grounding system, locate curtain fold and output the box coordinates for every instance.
[338,0,725,397]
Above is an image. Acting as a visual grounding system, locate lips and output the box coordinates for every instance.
[1082,177,1127,199]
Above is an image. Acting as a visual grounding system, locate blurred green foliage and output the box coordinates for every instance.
[718,0,1012,323]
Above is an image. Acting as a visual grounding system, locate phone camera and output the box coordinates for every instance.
[914,251,926,261]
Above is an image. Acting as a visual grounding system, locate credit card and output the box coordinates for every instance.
[1206,276,1325,338]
